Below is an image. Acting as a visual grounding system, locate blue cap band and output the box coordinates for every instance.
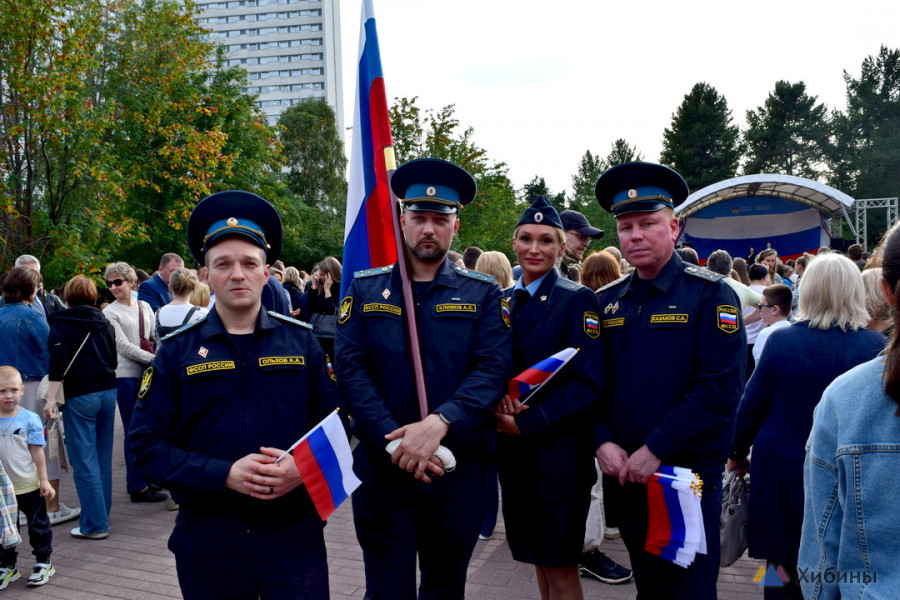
[203,217,269,254]
[400,183,461,207]
[611,186,674,210]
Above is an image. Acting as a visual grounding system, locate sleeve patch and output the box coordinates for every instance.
[338,296,353,324]
[137,366,154,399]
[500,298,511,328]
[717,305,740,334]
[584,311,600,338]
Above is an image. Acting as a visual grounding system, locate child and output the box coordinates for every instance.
[752,284,793,364]
[0,366,55,589]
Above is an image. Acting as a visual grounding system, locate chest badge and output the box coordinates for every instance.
[540,295,547,302]
[604,302,619,315]
[198,346,208,358]
[382,288,390,299]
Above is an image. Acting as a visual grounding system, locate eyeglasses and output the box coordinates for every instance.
[106,279,125,288]
[757,303,774,310]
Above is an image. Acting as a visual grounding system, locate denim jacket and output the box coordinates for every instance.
[0,302,50,380]
[799,355,900,599]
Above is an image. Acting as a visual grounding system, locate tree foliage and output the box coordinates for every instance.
[743,81,830,178]
[389,96,519,256]
[660,82,741,192]
[0,0,283,283]
[520,176,566,213]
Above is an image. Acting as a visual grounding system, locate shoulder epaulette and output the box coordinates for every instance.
[267,311,313,330]
[354,265,394,279]
[684,265,723,282]
[159,313,208,343]
[597,274,629,292]
[554,278,582,291]
[454,266,495,283]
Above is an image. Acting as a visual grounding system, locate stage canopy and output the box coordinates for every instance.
[675,174,855,262]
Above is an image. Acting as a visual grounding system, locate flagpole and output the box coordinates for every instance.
[384,146,430,420]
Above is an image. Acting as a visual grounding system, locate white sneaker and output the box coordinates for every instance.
[26,563,54,587]
[0,567,19,590]
[48,504,81,526]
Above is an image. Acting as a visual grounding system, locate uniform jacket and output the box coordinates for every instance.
[0,302,50,380]
[732,323,886,563]
[137,273,170,312]
[595,252,746,472]
[128,308,339,521]
[501,268,604,499]
[48,306,117,398]
[800,355,900,600]
[334,260,511,473]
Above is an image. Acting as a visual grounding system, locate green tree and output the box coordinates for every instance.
[0,0,283,281]
[520,176,566,212]
[660,82,741,191]
[389,96,519,256]
[839,46,900,200]
[743,81,830,179]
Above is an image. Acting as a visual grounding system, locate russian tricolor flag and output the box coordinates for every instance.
[288,411,362,521]
[645,466,707,568]
[341,0,397,299]
[508,347,579,403]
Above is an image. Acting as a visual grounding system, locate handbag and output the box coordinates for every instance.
[36,331,91,406]
[720,470,750,567]
[310,311,337,340]
[138,301,156,354]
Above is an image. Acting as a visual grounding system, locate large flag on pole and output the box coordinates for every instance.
[341,0,397,299]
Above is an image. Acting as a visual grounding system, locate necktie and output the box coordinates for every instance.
[513,289,531,316]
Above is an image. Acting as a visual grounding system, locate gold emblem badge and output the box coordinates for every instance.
[338,296,353,324]
[227,217,238,225]
[627,189,638,199]
[137,366,154,399]
[426,186,437,197]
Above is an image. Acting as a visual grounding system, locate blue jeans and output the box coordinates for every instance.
[62,388,116,535]
[116,378,147,493]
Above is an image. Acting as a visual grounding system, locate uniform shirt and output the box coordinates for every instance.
[595,252,746,472]
[335,260,511,464]
[0,408,45,494]
[128,308,339,521]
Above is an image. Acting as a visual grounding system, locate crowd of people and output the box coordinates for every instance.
[0,158,897,599]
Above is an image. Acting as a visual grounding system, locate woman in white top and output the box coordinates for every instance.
[154,268,209,345]
[101,262,167,504]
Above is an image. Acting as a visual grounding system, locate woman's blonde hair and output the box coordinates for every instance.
[862,267,890,325]
[475,251,514,289]
[104,261,137,283]
[284,266,302,286]
[580,250,622,291]
[190,282,210,307]
[169,268,200,297]
[796,253,869,331]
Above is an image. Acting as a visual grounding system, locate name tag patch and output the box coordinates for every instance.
[650,313,689,324]
[436,303,477,314]
[185,361,236,376]
[602,317,625,328]
[363,302,402,316]
[259,356,305,367]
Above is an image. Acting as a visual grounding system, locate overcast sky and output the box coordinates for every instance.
[339,0,900,196]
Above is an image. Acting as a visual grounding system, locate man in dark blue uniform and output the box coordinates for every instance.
[129,191,338,600]
[335,158,511,600]
[593,163,746,599]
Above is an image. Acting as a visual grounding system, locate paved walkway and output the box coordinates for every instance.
[16,416,765,599]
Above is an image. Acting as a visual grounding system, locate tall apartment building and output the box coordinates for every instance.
[194,0,344,132]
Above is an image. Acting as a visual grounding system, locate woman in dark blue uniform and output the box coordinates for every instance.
[495,196,605,600]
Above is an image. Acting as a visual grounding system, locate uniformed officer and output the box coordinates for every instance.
[335,158,511,600]
[128,191,338,600]
[593,163,746,599]
[494,196,607,598]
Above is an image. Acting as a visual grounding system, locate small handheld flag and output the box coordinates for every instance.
[644,465,707,568]
[508,347,579,403]
[276,410,361,521]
